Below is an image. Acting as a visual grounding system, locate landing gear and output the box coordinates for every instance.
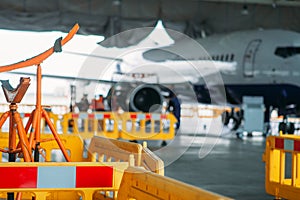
[222,108,243,131]
[278,121,295,134]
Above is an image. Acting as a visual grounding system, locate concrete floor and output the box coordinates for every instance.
[147,131,274,200]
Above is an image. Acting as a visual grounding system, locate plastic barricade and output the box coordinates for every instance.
[263,135,300,199]
[87,137,164,175]
[119,112,177,140]
[117,166,232,200]
[141,141,164,175]
[0,133,84,162]
[0,161,128,200]
[61,112,177,141]
[0,111,60,133]
[62,112,119,139]
[88,136,142,167]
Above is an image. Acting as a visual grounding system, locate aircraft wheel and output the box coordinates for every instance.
[231,111,243,131]
[278,122,295,134]
[222,111,230,126]
[278,122,286,134]
[286,122,295,134]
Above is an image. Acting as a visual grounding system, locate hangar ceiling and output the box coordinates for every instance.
[0,0,300,46]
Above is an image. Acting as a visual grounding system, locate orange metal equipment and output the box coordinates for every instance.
[0,24,79,200]
[0,24,79,163]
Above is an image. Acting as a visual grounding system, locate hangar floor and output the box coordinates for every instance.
[147,128,274,200]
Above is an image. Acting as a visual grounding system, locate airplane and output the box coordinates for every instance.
[3,25,300,135]
[143,28,300,134]
[0,23,181,115]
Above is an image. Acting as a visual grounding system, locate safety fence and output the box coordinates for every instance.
[0,135,232,200]
[0,133,84,162]
[62,112,177,140]
[87,136,164,175]
[263,134,300,200]
[0,161,128,200]
[117,166,232,200]
[0,111,177,141]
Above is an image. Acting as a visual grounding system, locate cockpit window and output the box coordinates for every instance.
[274,47,300,58]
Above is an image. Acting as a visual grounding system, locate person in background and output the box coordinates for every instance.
[162,91,181,147]
[77,94,89,112]
[167,92,181,130]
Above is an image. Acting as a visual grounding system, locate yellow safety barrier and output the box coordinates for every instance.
[116,166,232,200]
[0,135,232,200]
[0,133,84,162]
[263,135,300,199]
[1,111,176,141]
[141,141,164,175]
[119,112,177,140]
[0,161,129,200]
[88,136,142,166]
[61,112,119,139]
[87,137,165,176]
[0,111,60,134]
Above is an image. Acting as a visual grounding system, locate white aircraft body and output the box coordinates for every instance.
[1,26,300,134]
[143,29,300,133]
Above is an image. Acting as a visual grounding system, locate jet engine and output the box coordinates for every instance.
[107,82,164,113]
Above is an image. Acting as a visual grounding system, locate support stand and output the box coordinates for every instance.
[0,24,78,200]
[0,68,71,162]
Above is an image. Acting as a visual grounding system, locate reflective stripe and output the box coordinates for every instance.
[284,139,294,151]
[37,166,76,188]
[88,114,95,119]
[0,166,113,189]
[130,114,137,119]
[0,167,37,188]
[294,140,300,152]
[275,138,300,152]
[72,113,79,118]
[145,114,151,120]
[161,114,167,119]
[137,114,145,120]
[95,113,104,119]
[104,113,111,118]
[152,114,160,120]
[79,113,88,119]
[275,138,284,149]
[76,166,113,188]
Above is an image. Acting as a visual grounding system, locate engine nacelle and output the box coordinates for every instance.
[107,82,163,113]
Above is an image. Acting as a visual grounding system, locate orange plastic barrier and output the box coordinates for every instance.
[263,135,300,199]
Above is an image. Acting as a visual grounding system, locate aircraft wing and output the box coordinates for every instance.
[5,71,116,84]
[141,38,237,84]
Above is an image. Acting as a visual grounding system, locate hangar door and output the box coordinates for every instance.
[243,39,261,77]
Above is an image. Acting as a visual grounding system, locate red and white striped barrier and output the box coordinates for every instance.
[0,166,113,189]
[274,137,300,151]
